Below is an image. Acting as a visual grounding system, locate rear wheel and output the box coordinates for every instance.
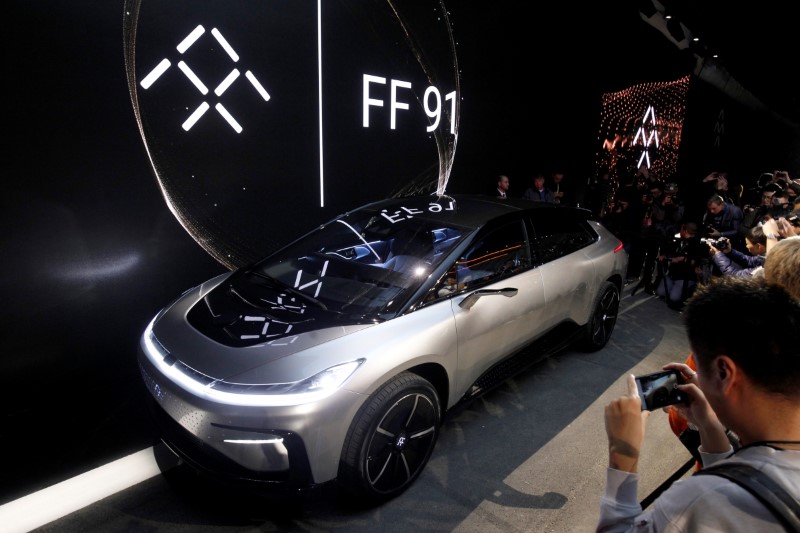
[338,372,440,504]
[581,281,619,351]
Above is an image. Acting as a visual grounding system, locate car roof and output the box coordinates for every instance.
[355,193,591,230]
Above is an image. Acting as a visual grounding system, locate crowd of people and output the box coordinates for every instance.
[593,167,800,310]
[597,235,800,532]
[488,168,799,310]
[488,167,800,530]
[593,168,800,531]
[488,166,799,312]
[490,170,574,206]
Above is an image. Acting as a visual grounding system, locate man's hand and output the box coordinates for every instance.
[662,362,730,453]
[604,374,649,472]
[763,216,793,239]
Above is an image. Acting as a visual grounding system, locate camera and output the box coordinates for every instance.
[702,224,718,237]
[701,236,729,250]
[635,369,686,411]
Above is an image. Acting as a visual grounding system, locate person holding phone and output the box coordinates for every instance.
[634,369,686,411]
[596,277,800,532]
[667,233,800,470]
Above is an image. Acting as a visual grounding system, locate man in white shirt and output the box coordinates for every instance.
[597,276,800,532]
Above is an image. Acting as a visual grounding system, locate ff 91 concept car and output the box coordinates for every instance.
[139,193,628,503]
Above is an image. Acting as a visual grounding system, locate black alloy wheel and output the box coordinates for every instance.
[581,281,620,351]
[338,372,440,503]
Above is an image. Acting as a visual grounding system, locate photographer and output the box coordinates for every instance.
[651,182,685,242]
[700,171,740,206]
[702,195,744,252]
[597,277,800,532]
[769,191,792,220]
[653,222,706,310]
[707,225,767,278]
[740,186,777,239]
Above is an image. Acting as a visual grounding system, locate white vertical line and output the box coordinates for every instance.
[317,0,325,207]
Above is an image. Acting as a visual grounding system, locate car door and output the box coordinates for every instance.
[447,217,547,396]
[529,210,599,327]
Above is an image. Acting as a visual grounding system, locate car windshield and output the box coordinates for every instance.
[245,204,468,318]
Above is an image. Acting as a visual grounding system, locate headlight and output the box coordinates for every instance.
[285,360,364,394]
[142,319,365,407]
[208,359,367,407]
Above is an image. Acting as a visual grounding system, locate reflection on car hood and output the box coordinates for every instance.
[187,269,378,348]
[150,274,375,382]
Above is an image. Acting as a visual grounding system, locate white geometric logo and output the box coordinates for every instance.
[632,105,659,169]
[139,25,271,133]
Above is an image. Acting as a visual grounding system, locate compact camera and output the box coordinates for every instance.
[635,369,687,411]
[701,236,729,250]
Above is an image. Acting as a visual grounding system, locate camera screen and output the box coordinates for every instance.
[635,370,686,411]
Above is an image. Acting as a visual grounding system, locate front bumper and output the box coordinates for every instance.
[138,352,362,487]
[141,374,312,486]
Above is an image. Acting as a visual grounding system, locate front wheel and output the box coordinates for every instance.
[580,281,620,351]
[338,372,440,504]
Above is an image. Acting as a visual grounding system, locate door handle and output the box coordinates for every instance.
[458,287,518,310]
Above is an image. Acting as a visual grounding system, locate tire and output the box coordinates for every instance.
[338,372,440,504]
[580,281,620,352]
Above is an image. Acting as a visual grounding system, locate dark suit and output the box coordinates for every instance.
[523,187,555,203]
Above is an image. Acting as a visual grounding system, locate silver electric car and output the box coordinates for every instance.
[139,193,628,503]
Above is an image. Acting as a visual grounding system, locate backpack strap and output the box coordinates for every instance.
[694,463,800,532]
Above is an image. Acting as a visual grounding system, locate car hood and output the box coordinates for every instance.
[149,273,376,382]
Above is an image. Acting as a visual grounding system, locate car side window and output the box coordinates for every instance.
[530,213,596,264]
[450,219,529,289]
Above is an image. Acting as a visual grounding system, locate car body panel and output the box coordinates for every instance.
[537,251,594,327]
[452,267,546,397]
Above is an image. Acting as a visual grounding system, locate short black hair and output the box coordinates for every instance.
[684,277,800,397]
